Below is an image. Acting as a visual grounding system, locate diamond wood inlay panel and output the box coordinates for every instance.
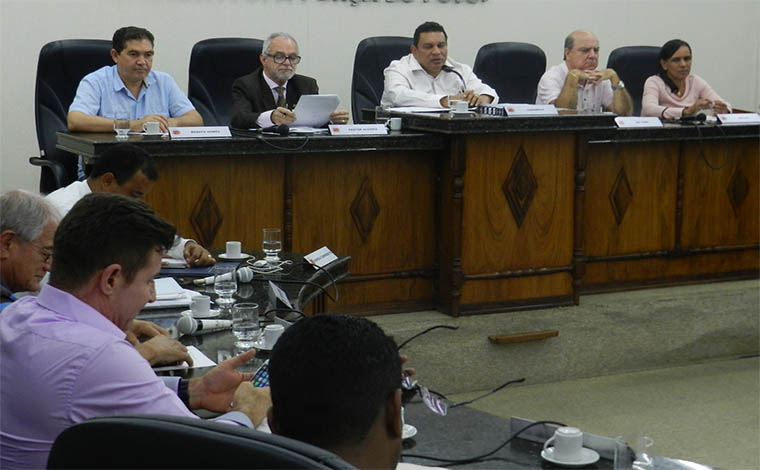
[350,177,380,242]
[190,184,223,247]
[502,146,537,228]
[727,168,749,216]
[609,168,633,225]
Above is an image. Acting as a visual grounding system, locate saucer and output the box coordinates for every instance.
[142,131,164,136]
[181,308,221,319]
[218,252,252,260]
[541,447,599,467]
[251,338,273,351]
[402,424,417,440]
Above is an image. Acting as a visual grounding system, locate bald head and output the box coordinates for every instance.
[564,30,600,71]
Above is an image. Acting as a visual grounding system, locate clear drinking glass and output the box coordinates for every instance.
[262,228,282,263]
[614,435,654,470]
[232,303,260,348]
[375,105,390,125]
[113,113,130,139]
[213,265,237,308]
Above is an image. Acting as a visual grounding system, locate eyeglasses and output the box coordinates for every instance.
[265,53,301,65]
[32,243,53,264]
[401,375,525,416]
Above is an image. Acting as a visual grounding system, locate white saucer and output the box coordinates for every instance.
[251,339,273,351]
[402,424,417,440]
[541,447,599,467]
[142,131,164,136]
[218,252,252,260]
[181,308,221,319]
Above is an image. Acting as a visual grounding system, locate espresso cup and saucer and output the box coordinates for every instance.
[142,121,163,136]
[181,295,220,319]
[253,324,285,351]
[541,426,600,467]
[218,241,253,260]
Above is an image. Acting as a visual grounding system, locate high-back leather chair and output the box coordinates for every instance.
[31,39,113,193]
[606,46,660,116]
[351,36,412,123]
[47,414,355,469]
[188,38,263,126]
[473,42,546,104]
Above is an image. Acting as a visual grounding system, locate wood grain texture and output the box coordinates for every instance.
[460,272,572,304]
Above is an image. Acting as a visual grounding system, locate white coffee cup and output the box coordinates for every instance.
[389,117,402,131]
[142,121,161,134]
[226,241,242,258]
[190,295,211,317]
[454,100,469,113]
[543,426,584,462]
[262,324,285,349]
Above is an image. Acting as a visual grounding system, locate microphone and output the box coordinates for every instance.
[259,124,290,136]
[441,65,466,91]
[176,316,232,336]
[680,113,706,123]
[193,267,254,285]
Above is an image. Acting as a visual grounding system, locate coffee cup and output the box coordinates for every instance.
[142,121,161,134]
[543,426,584,462]
[454,100,469,113]
[226,241,242,258]
[389,117,402,131]
[190,295,211,317]
[262,324,285,349]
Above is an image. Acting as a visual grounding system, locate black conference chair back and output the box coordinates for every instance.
[33,39,113,193]
[188,38,263,126]
[47,414,356,469]
[606,46,660,116]
[351,36,412,123]
[473,42,546,104]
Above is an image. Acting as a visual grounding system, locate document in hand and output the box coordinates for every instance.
[292,94,339,127]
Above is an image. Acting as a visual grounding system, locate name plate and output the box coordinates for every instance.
[169,126,232,139]
[615,117,663,128]
[304,246,338,268]
[268,280,293,310]
[503,104,558,116]
[717,113,760,125]
[329,124,388,135]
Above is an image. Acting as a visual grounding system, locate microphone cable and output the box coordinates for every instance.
[230,127,312,151]
[441,64,466,93]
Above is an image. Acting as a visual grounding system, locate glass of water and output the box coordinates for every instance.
[113,113,130,139]
[213,265,237,308]
[375,105,390,125]
[232,303,260,348]
[262,228,282,263]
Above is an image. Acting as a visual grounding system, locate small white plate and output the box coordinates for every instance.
[180,308,221,319]
[251,339,273,351]
[541,447,599,467]
[218,252,253,260]
[402,424,417,440]
[142,131,164,136]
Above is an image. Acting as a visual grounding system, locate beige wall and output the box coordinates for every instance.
[2,0,758,192]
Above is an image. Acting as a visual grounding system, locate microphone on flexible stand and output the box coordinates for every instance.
[441,65,466,91]
[679,113,707,123]
[193,267,255,285]
[259,124,290,136]
[176,316,232,336]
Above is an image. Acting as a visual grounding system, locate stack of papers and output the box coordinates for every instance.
[144,277,201,310]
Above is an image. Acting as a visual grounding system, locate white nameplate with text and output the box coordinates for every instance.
[717,113,760,125]
[329,124,388,135]
[304,246,338,268]
[615,117,663,128]
[169,126,232,139]
[503,104,558,116]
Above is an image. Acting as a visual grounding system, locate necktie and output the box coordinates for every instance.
[275,86,286,108]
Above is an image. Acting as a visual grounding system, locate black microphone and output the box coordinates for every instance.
[441,65,466,91]
[680,113,706,123]
[259,124,290,136]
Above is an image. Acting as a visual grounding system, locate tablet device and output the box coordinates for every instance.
[292,94,340,127]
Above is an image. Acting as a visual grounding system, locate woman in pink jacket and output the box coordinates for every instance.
[641,39,731,119]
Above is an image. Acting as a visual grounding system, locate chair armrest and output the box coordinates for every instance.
[29,156,67,192]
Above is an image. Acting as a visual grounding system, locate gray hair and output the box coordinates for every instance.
[262,32,299,56]
[0,190,60,242]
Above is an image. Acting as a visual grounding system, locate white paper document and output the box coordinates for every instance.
[144,277,201,310]
[292,94,340,127]
[152,346,216,371]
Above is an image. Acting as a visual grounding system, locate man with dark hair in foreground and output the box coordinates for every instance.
[268,315,403,469]
[0,194,270,469]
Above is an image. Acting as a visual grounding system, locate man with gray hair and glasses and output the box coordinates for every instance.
[0,190,59,311]
[230,32,349,128]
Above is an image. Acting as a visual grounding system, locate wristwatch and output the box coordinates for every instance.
[612,80,625,91]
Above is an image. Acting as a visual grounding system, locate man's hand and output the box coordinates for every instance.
[135,335,193,366]
[188,349,257,412]
[184,241,215,266]
[231,382,272,427]
[125,319,169,345]
[133,114,170,132]
[271,107,296,126]
[329,110,349,124]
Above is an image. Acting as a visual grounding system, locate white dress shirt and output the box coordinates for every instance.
[536,61,613,111]
[45,180,192,260]
[381,53,498,108]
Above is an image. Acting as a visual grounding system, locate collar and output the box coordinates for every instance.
[37,284,127,340]
[0,280,17,302]
[262,70,288,91]
[111,65,154,93]
[409,54,455,79]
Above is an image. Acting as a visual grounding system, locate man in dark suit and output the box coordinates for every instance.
[230,32,349,128]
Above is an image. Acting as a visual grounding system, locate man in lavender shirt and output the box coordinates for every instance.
[0,193,270,469]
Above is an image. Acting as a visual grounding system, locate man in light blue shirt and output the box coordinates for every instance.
[68,26,202,134]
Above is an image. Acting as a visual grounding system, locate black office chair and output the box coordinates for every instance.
[188,38,263,127]
[473,42,546,104]
[47,414,355,469]
[31,39,113,193]
[350,36,412,123]
[606,46,660,116]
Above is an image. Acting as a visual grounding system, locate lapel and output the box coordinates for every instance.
[286,79,299,109]
[258,70,277,110]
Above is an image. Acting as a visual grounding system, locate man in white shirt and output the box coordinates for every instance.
[381,21,498,108]
[536,30,632,115]
[46,143,215,266]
